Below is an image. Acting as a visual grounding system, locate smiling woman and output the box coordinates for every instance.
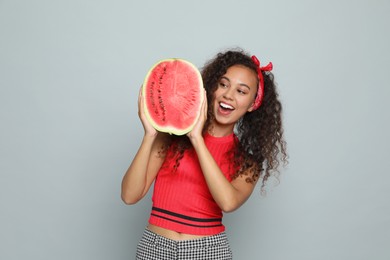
[212,65,259,135]
[121,48,288,259]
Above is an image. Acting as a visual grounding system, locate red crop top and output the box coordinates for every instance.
[148,133,238,235]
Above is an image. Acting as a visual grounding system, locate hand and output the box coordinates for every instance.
[138,86,158,137]
[187,90,207,141]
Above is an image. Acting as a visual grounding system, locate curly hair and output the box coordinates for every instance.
[166,48,288,189]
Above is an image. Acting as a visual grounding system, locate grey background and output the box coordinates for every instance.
[1,0,389,259]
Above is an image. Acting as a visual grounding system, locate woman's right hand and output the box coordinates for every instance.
[138,86,158,137]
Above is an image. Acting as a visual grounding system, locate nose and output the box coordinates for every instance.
[223,87,234,100]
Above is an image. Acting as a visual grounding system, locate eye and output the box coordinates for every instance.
[219,81,228,88]
[237,89,247,95]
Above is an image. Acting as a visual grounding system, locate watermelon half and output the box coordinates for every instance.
[142,58,204,135]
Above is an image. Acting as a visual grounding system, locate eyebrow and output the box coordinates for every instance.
[220,76,251,90]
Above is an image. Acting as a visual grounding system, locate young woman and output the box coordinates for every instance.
[122,49,287,259]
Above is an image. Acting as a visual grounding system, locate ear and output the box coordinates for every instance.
[247,101,255,112]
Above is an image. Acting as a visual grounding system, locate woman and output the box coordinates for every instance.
[122,49,287,259]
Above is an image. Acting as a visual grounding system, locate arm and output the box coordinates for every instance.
[189,136,257,212]
[121,133,166,204]
[187,97,257,212]
[121,88,167,205]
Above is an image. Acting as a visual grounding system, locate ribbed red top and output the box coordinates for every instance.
[148,133,238,235]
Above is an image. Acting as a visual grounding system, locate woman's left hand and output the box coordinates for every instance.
[187,90,207,141]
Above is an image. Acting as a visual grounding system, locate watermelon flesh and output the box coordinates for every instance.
[142,59,204,135]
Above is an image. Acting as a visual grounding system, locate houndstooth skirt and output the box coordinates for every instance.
[136,228,233,260]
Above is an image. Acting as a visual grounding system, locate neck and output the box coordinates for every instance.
[208,123,234,137]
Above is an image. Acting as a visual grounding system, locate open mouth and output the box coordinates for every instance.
[219,102,234,111]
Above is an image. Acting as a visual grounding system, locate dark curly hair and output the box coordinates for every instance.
[166,48,287,190]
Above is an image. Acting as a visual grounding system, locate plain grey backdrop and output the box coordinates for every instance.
[1,0,389,259]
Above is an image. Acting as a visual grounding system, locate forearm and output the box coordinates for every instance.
[190,137,245,212]
[121,134,157,204]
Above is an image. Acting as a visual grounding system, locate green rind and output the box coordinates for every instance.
[142,58,204,135]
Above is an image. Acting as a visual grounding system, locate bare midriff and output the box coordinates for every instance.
[147,224,209,241]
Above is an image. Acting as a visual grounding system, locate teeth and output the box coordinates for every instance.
[220,102,234,109]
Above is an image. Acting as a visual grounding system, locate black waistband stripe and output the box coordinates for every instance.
[152,207,222,223]
[151,213,223,228]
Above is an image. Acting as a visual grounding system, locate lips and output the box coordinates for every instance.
[219,102,234,110]
[217,102,235,116]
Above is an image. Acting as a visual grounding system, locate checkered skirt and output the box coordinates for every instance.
[136,228,233,260]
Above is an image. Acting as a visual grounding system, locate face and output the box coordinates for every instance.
[211,65,258,133]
